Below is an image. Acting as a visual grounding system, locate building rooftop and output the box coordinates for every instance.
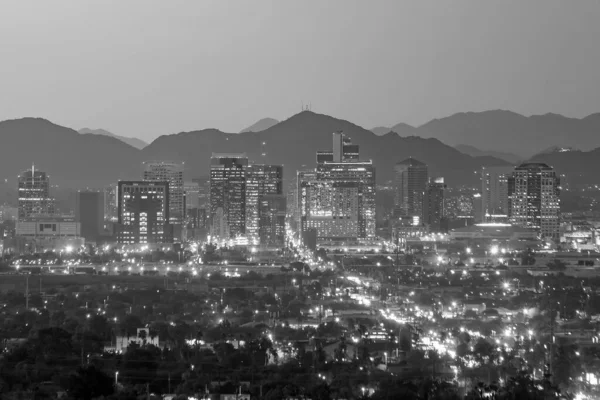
[395,157,426,167]
[515,162,553,170]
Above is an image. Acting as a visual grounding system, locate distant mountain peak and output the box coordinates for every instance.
[79,128,148,150]
[240,118,279,133]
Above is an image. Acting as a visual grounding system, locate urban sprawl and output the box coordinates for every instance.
[1,132,599,400]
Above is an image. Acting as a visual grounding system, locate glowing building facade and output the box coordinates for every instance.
[298,132,375,242]
[117,181,171,244]
[209,154,248,239]
[143,161,184,225]
[508,163,560,240]
[17,166,55,220]
[245,164,283,244]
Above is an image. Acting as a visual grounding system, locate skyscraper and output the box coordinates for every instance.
[192,176,210,209]
[18,165,54,220]
[508,163,560,240]
[481,166,514,222]
[423,177,446,232]
[210,154,248,239]
[299,132,375,242]
[117,181,171,244]
[246,164,283,244]
[394,157,428,221]
[143,161,184,225]
[259,194,287,248]
[104,184,118,222]
[184,181,200,210]
[76,190,104,243]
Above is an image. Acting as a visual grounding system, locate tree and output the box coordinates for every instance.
[547,259,567,271]
[519,248,536,266]
[473,338,496,365]
[68,365,114,400]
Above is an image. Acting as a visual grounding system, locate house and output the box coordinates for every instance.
[104,327,160,353]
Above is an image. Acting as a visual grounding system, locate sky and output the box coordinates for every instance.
[1,0,600,141]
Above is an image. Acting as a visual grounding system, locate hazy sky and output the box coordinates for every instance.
[1,1,599,141]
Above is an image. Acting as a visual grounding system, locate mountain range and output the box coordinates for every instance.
[1,111,599,190]
[79,128,148,149]
[371,110,600,158]
[453,145,521,164]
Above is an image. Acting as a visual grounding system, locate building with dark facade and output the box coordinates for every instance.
[393,157,428,221]
[246,164,283,245]
[423,177,446,232]
[481,166,514,223]
[117,181,171,245]
[76,190,104,243]
[259,194,286,248]
[209,154,248,239]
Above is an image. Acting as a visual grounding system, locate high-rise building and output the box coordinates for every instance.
[76,190,104,243]
[210,154,248,239]
[104,184,118,222]
[259,194,287,248]
[394,157,428,221]
[423,177,446,232]
[298,133,375,242]
[192,176,210,208]
[117,181,171,244]
[18,165,55,220]
[184,181,200,210]
[246,164,283,244]
[481,166,514,222]
[143,161,184,225]
[508,163,560,240]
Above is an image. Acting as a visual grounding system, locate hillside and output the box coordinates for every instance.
[0,118,143,188]
[529,148,600,186]
[142,111,510,186]
[416,110,600,157]
[373,110,600,157]
[454,144,521,164]
[79,128,148,149]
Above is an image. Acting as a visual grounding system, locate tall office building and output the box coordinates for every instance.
[18,165,55,220]
[423,177,446,232]
[393,157,428,221]
[508,163,560,240]
[117,181,171,244]
[76,190,104,243]
[184,181,200,210]
[143,162,184,225]
[210,154,248,239]
[259,194,287,248]
[246,164,283,244]
[299,132,375,242]
[192,176,210,209]
[481,166,514,222]
[104,184,118,222]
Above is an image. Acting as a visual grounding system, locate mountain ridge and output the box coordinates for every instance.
[373,109,600,157]
[79,128,148,149]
